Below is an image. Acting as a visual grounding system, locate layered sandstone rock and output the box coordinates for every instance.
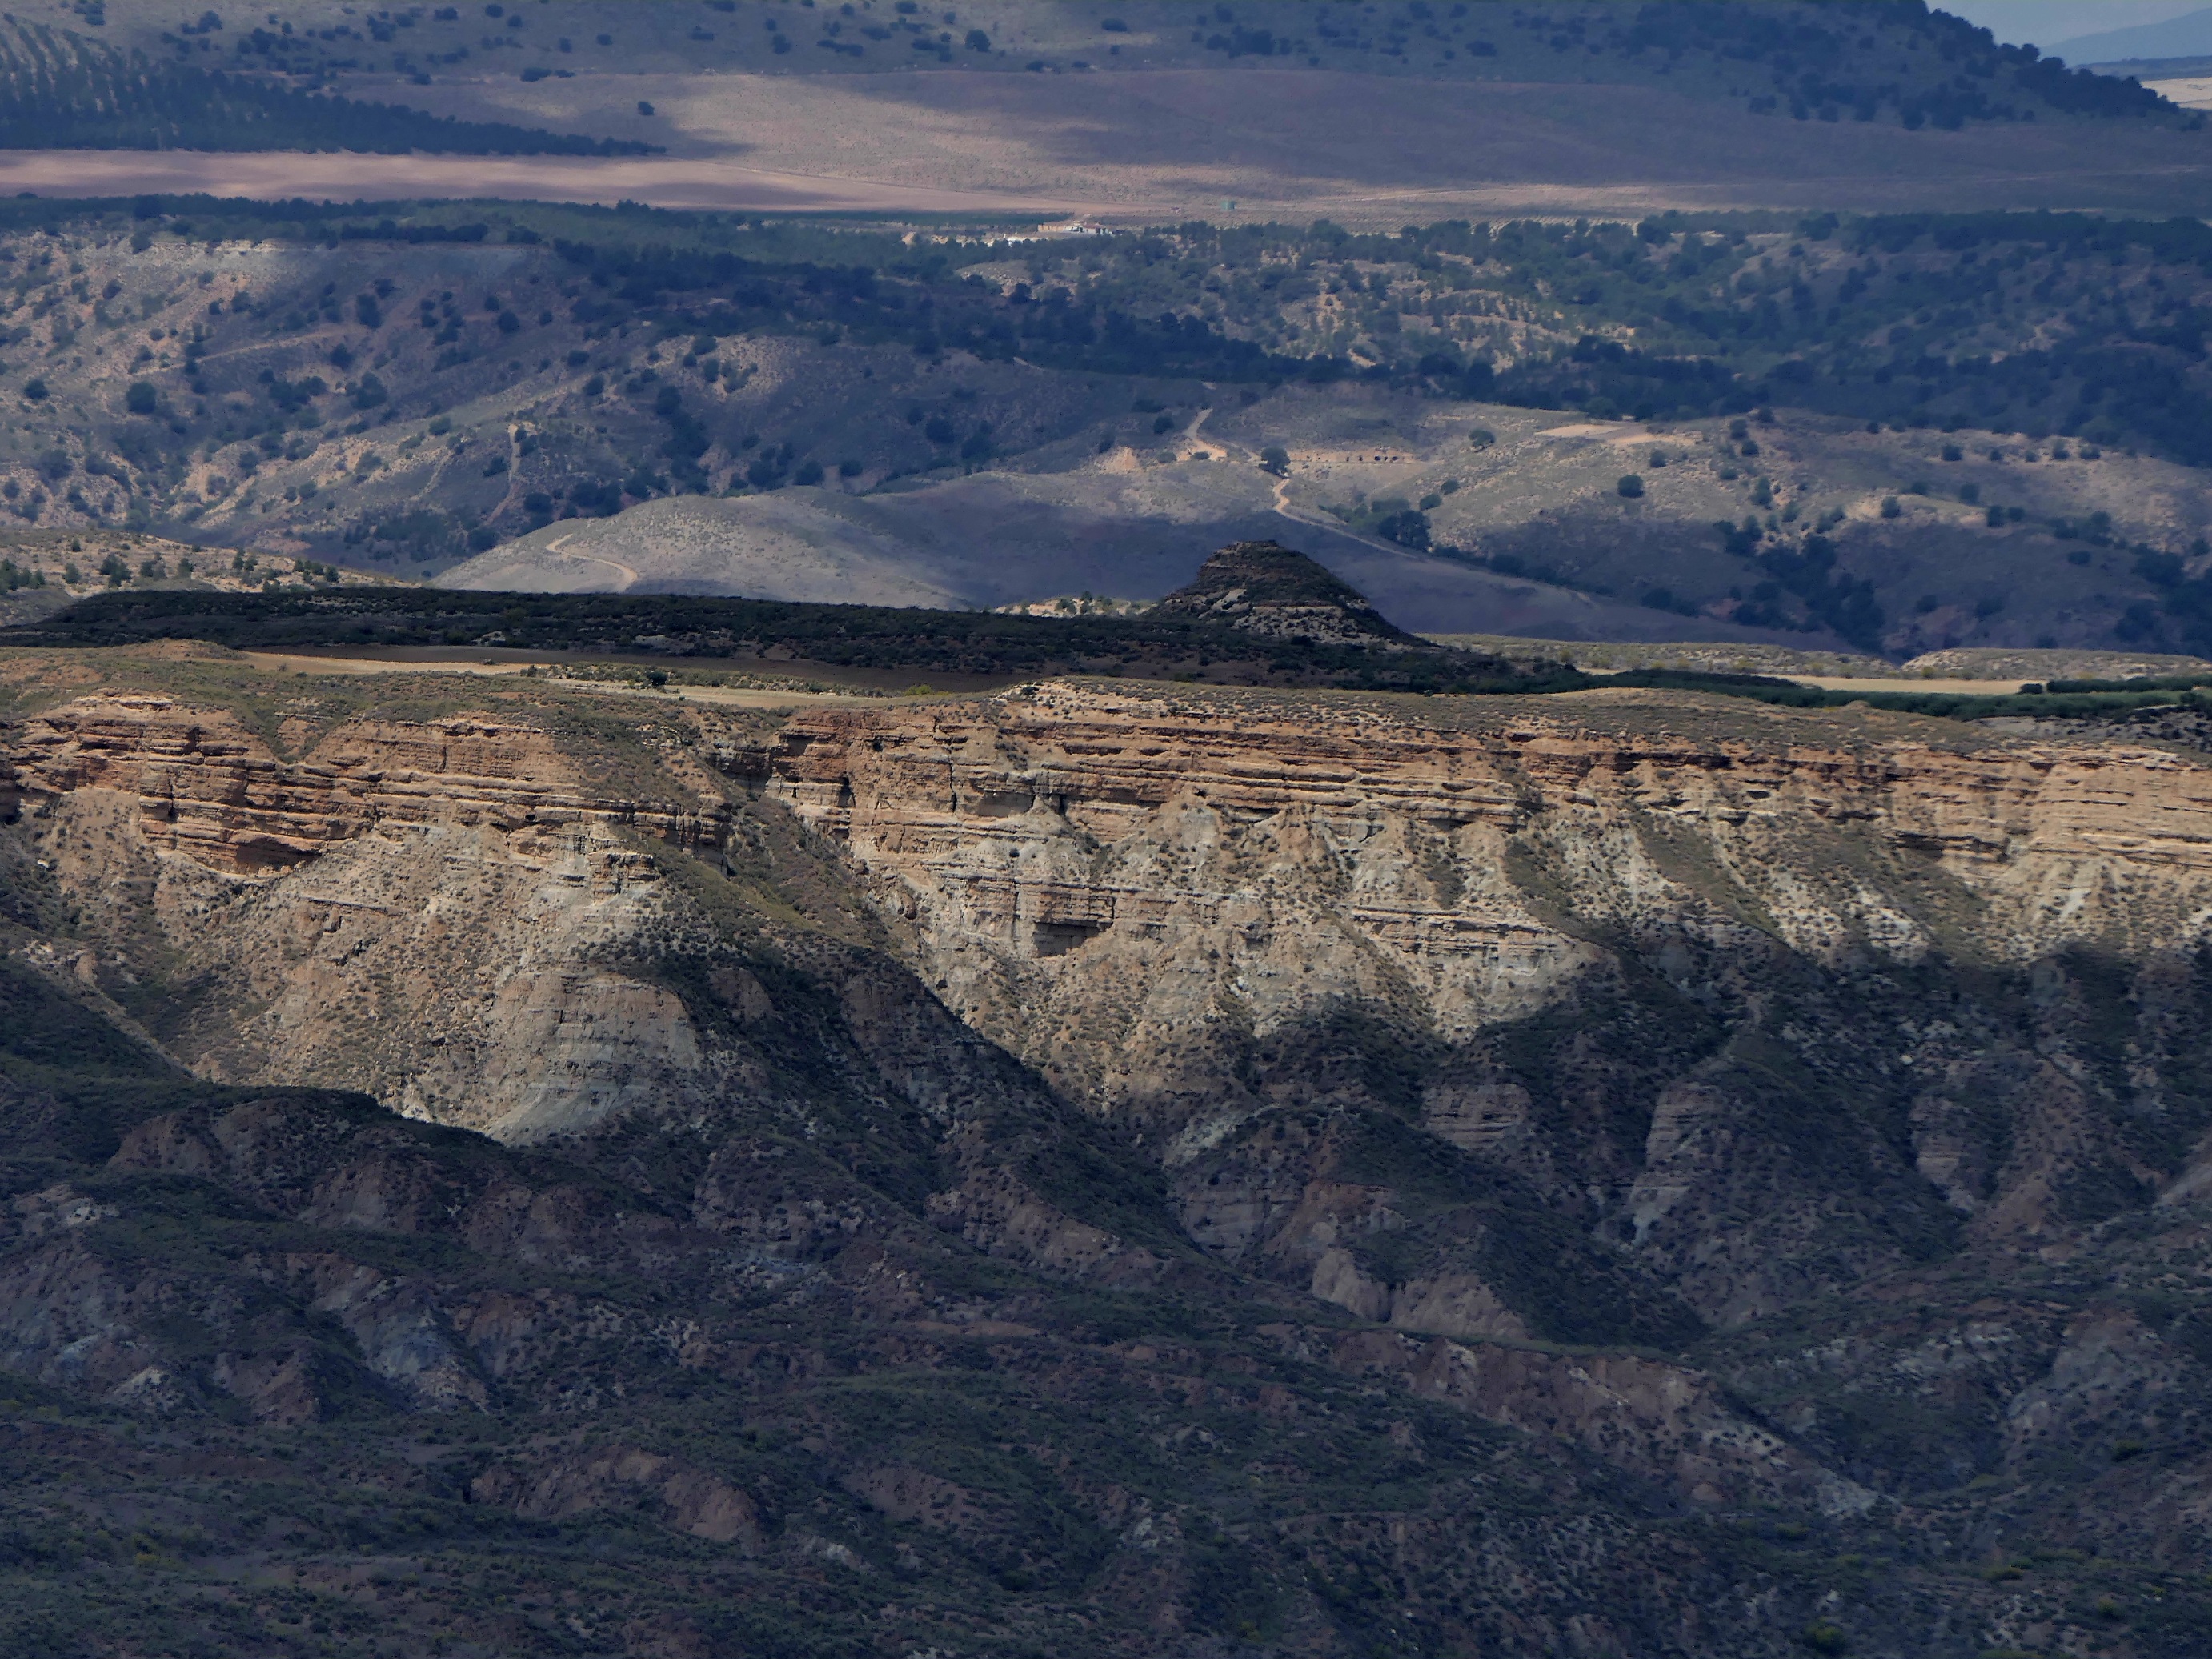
[1,694,731,1139]
[0,691,730,872]
[757,680,2212,1110]
[19,681,2212,1302]
[13,671,2212,1568]
[0,687,1174,1300]
[747,681,2212,1330]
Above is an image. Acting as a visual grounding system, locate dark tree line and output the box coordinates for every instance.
[0,20,654,154]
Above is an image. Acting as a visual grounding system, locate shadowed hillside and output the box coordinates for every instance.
[5,646,2212,1653]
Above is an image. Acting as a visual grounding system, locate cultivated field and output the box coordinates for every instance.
[9,68,2212,224]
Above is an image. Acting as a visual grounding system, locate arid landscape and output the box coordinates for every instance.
[374,66,2212,218]
[1,199,2210,655]
[9,4,2212,1657]
[11,611,2212,1654]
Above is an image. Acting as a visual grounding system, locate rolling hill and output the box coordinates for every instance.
[0,194,2201,655]
[0,1,2202,228]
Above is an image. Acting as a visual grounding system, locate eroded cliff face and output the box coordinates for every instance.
[0,687,1159,1299]
[11,668,2212,1654]
[3,692,727,1140]
[18,679,2212,1328]
[753,681,2212,1331]
[2,691,734,872]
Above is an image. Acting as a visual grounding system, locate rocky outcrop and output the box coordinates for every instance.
[1325,1327,1875,1513]
[1,694,750,1138]
[1,689,1179,1300]
[755,679,2212,1112]
[1145,539,1425,648]
[14,674,2212,1553]
[471,1444,763,1548]
[12,662,2212,1655]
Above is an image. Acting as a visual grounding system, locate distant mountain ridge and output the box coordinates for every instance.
[2055,5,2212,63]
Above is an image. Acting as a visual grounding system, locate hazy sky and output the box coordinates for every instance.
[1940,1,2205,49]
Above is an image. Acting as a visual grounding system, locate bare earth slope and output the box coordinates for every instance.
[436,391,2212,652]
[433,467,1825,644]
[439,491,966,608]
[9,648,2212,1647]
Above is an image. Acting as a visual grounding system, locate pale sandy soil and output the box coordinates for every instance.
[2146,76,2212,109]
[1789,675,2029,695]
[10,69,2212,223]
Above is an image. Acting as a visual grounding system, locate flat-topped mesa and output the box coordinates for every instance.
[1148,539,1426,650]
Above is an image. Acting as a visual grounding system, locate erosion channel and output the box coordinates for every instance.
[5,638,2212,1654]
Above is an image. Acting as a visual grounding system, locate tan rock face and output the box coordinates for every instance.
[751,682,2212,1328]
[2,691,730,872]
[1,687,1168,1300]
[2,693,731,1140]
[759,681,2212,1092]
